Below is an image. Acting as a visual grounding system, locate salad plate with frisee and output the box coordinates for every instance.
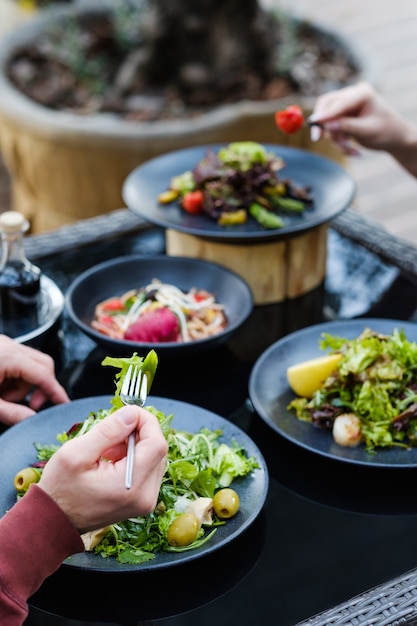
[122,141,356,243]
[249,318,417,468]
[0,351,268,572]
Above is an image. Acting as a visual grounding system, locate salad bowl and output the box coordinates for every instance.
[65,254,253,356]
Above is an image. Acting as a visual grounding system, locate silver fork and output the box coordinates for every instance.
[120,364,148,489]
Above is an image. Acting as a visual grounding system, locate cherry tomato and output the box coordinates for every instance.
[275,104,304,134]
[101,315,114,325]
[101,298,124,312]
[193,292,208,302]
[181,190,204,214]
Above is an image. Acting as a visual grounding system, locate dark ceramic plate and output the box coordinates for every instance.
[249,318,417,468]
[65,255,253,356]
[122,144,356,243]
[0,395,268,572]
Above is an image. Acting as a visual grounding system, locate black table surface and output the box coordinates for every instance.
[17,209,417,626]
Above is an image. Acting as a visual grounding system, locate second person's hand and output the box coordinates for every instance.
[0,335,69,426]
[309,82,417,177]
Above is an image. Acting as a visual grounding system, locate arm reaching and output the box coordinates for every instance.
[0,404,168,624]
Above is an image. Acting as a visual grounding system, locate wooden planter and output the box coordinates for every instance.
[0,4,370,233]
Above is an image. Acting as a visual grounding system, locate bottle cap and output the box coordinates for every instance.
[0,211,29,234]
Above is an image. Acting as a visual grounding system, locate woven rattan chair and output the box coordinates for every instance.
[296,568,417,626]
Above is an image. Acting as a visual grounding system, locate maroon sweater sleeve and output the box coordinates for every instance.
[0,484,84,624]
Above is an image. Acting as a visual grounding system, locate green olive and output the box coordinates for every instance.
[14,467,41,493]
[213,488,240,519]
[167,513,200,547]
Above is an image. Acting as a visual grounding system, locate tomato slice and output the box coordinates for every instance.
[100,315,114,324]
[181,190,204,214]
[275,105,305,134]
[193,292,207,302]
[101,298,124,312]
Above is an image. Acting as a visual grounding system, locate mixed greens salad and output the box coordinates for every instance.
[158,141,313,229]
[288,327,417,453]
[14,351,259,564]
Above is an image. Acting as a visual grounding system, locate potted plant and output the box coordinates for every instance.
[0,0,370,232]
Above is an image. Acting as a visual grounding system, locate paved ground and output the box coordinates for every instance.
[1,1,417,244]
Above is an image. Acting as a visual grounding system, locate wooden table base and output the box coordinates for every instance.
[166,224,328,304]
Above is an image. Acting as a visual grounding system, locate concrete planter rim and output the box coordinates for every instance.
[0,2,375,144]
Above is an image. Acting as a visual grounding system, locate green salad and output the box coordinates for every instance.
[158,141,313,229]
[288,327,417,453]
[14,351,259,564]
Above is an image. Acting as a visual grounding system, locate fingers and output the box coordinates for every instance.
[309,82,377,152]
[29,382,69,411]
[101,408,169,481]
[0,397,35,426]
[89,406,168,473]
[38,405,168,532]
[310,121,363,155]
[0,380,33,402]
[321,127,363,156]
[310,82,375,125]
[67,406,141,463]
[124,413,168,508]
[38,406,143,498]
[0,373,68,418]
[63,405,168,500]
[22,357,69,407]
[0,335,69,408]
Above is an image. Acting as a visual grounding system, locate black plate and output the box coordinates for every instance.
[65,254,253,356]
[123,144,356,242]
[249,318,417,468]
[0,395,268,572]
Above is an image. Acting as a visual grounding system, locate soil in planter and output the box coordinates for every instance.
[6,1,360,122]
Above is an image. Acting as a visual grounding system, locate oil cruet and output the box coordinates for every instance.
[0,211,41,337]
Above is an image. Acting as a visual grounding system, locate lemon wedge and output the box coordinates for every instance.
[287,353,342,397]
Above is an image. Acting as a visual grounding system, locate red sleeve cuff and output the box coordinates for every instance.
[0,484,84,609]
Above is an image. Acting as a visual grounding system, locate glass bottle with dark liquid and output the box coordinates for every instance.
[0,211,41,338]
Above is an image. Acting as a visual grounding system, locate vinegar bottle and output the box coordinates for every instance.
[0,211,41,336]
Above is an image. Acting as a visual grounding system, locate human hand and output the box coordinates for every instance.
[0,335,69,425]
[38,405,168,534]
[310,81,417,156]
